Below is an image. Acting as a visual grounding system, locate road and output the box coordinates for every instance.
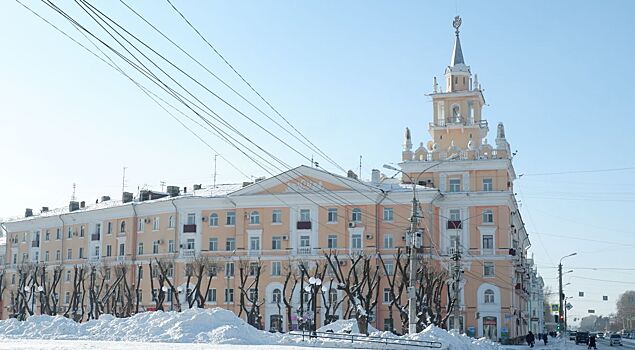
[565,337,635,350]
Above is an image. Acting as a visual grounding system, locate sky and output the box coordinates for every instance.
[1,0,634,321]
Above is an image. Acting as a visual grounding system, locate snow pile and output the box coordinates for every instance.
[0,308,502,350]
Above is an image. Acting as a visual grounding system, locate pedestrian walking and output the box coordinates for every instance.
[588,335,597,350]
[526,331,535,348]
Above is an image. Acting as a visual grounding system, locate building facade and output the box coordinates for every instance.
[0,16,536,340]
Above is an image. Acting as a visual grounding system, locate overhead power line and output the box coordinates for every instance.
[520,166,635,177]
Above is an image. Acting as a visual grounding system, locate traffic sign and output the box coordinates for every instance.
[566,303,573,310]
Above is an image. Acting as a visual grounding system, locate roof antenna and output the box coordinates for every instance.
[121,166,127,193]
[213,154,218,188]
[359,155,363,180]
[71,183,76,201]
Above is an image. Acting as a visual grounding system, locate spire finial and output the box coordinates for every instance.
[453,15,462,36]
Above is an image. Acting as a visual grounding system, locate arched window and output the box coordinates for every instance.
[168,216,175,228]
[209,213,219,227]
[120,221,126,233]
[482,209,494,223]
[351,208,362,222]
[272,288,282,304]
[250,211,260,225]
[329,288,338,305]
[484,289,495,304]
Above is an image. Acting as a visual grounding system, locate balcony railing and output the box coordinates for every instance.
[116,256,125,262]
[296,221,312,230]
[429,119,488,129]
[447,220,462,229]
[183,224,197,233]
[91,233,100,241]
[248,250,261,256]
[31,241,40,248]
[89,256,100,262]
[182,249,195,258]
[297,247,312,255]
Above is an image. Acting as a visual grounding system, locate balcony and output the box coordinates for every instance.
[31,241,40,248]
[296,221,311,230]
[89,256,100,262]
[297,247,312,255]
[91,233,100,241]
[447,220,462,230]
[183,224,197,233]
[182,249,195,258]
[116,256,125,263]
[429,119,488,129]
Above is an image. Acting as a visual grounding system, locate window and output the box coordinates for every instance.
[138,219,144,232]
[107,222,112,234]
[384,318,394,332]
[384,233,394,249]
[249,262,259,276]
[94,246,99,257]
[45,230,50,241]
[449,178,461,192]
[209,213,219,227]
[168,216,175,229]
[327,208,338,223]
[329,289,338,305]
[153,217,160,231]
[271,261,281,276]
[246,210,264,226]
[119,243,125,256]
[225,288,234,303]
[271,236,282,250]
[207,288,217,303]
[226,212,236,226]
[67,228,72,239]
[45,251,49,262]
[168,240,175,253]
[449,209,461,221]
[56,250,61,261]
[248,288,258,302]
[64,291,71,304]
[186,238,195,250]
[300,235,310,248]
[351,208,362,222]
[226,238,235,251]
[272,288,282,304]
[484,262,495,277]
[209,238,218,251]
[153,240,159,254]
[137,242,144,255]
[272,209,282,224]
[78,247,84,259]
[120,221,126,233]
[105,268,111,280]
[482,209,494,223]
[67,249,72,260]
[80,226,85,237]
[352,234,362,249]
[106,245,112,257]
[34,252,39,262]
[96,223,101,234]
[482,235,494,254]
[184,213,195,225]
[249,236,260,251]
[483,178,493,191]
[383,288,392,303]
[225,262,234,277]
[65,270,71,282]
[383,208,394,221]
[298,209,310,222]
[384,260,395,276]
[327,235,337,249]
[56,228,61,240]
[484,289,495,303]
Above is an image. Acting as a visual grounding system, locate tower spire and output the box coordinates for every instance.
[450,16,465,66]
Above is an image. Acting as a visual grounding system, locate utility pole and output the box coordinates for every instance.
[407,193,418,334]
[160,181,166,192]
[558,263,563,334]
[452,238,462,332]
[213,154,218,188]
[122,167,127,193]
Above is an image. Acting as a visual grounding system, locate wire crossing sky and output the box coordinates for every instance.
[1,0,634,320]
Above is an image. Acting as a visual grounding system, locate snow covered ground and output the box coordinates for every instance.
[0,307,505,350]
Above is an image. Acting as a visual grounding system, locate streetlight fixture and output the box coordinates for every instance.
[558,252,577,335]
[304,277,322,333]
[383,154,459,335]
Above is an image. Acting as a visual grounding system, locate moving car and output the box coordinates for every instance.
[576,331,590,345]
[610,334,622,346]
[598,333,605,339]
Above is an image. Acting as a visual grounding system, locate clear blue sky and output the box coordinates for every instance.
[1,0,634,321]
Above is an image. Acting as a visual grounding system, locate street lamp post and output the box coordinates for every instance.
[383,155,458,334]
[558,253,576,336]
[304,276,322,333]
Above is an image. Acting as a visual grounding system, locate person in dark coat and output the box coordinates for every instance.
[588,335,597,350]
[543,333,548,345]
[526,331,535,348]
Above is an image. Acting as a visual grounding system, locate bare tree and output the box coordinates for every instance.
[238,258,264,329]
[378,249,409,334]
[282,259,299,332]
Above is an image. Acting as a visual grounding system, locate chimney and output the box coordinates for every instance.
[25,208,33,217]
[122,192,133,203]
[346,170,358,180]
[69,201,79,212]
[41,207,49,213]
[80,201,86,209]
[101,195,111,202]
[193,184,202,191]
[371,169,380,184]
[167,186,180,197]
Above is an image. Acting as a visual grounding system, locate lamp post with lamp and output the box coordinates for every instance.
[383,154,459,334]
[304,276,322,333]
[558,253,576,335]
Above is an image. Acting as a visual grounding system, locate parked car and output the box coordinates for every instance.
[570,331,577,341]
[576,331,590,345]
[597,333,605,339]
[610,334,622,346]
